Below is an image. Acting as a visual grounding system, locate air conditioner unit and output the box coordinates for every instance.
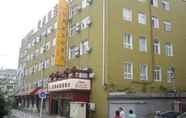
[89,72,95,79]
[88,103,96,112]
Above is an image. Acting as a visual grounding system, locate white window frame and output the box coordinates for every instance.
[80,40,90,55]
[139,36,147,52]
[154,39,161,55]
[152,16,160,29]
[163,21,172,32]
[138,12,146,24]
[164,43,173,56]
[161,0,170,11]
[123,32,133,49]
[151,0,159,7]
[139,64,148,80]
[124,63,133,80]
[167,66,175,82]
[153,65,162,81]
[123,8,132,22]
[69,46,79,59]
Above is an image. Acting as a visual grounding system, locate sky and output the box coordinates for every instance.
[0,0,57,69]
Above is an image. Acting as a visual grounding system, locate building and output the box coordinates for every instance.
[0,69,17,98]
[16,0,186,118]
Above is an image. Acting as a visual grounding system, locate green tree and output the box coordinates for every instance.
[0,93,9,118]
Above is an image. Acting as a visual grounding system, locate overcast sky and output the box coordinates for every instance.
[0,0,57,69]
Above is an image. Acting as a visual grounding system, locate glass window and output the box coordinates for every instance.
[151,0,159,7]
[152,16,159,29]
[124,63,133,80]
[123,32,133,49]
[80,40,90,55]
[167,66,175,82]
[163,21,172,32]
[138,12,146,24]
[69,46,79,59]
[153,65,162,81]
[140,64,148,80]
[123,8,132,22]
[161,0,170,11]
[164,42,173,56]
[154,39,161,54]
[139,36,147,52]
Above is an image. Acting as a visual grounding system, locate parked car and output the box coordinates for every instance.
[160,111,181,118]
[177,112,186,118]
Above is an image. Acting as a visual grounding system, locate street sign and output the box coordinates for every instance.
[38,91,48,99]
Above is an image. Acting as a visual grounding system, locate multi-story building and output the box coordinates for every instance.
[0,69,17,98]
[16,0,186,118]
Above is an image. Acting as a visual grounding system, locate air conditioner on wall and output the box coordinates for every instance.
[89,72,95,79]
[88,103,96,112]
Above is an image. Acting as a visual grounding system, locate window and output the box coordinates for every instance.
[138,0,145,2]
[139,36,147,52]
[152,16,159,28]
[45,42,51,50]
[163,21,172,32]
[54,22,57,29]
[164,42,173,56]
[69,46,79,59]
[81,16,91,30]
[80,40,90,55]
[154,39,160,54]
[138,12,146,24]
[153,65,162,81]
[161,0,170,11]
[51,56,55,66]
[81,0,92,9]
[167,66,175,82]
[124,63,133,80]
[52,38,56,47]
[123,8,132,22]
[139,64,148,80]
[123,32,133,49]
[151,0,159,7]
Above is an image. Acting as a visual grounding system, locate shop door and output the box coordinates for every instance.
[51,99,58,115]
[61,100,70,118]
[70,102,86,118]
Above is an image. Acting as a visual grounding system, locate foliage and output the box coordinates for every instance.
[0,93,9,118]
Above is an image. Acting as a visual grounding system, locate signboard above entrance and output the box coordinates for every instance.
[48,78,91,92]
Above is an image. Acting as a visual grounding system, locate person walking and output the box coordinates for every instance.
[119,107,125,118]
[114,110,122,118]
[126,109,136,118]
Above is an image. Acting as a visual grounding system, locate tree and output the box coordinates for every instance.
[0,93,9,118]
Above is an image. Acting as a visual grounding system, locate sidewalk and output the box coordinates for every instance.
[11,109,64,118]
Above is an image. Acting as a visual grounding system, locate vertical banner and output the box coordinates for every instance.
[55,0,68,66]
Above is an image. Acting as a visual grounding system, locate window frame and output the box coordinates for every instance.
[124,63,133,80]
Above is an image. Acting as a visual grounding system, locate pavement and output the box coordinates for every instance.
[11,109,64,118]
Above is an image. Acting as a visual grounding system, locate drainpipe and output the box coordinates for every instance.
[102,0,106,87]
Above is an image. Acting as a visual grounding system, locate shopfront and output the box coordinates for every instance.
[48,67,93,118]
